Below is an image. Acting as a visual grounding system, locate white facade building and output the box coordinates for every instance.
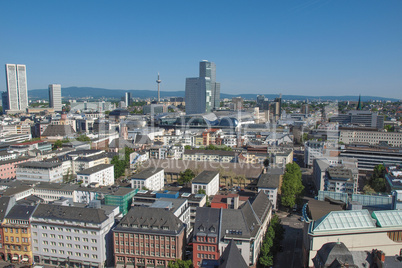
[5,63,28,111]
[131,167,165,191]
[31,202,118,268]
[191,170,219,196]
[77,164,114,187]
[16,161,63,183]
[49,84,62,112]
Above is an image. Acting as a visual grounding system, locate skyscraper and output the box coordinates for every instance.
[185,60,220,114]
[125,92,132,107]
[49,84,62,112]
[4,64,28,111]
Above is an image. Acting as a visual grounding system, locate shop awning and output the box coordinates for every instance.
[22,257,29,262]
[51,257,58,261]
[12,257,18,261]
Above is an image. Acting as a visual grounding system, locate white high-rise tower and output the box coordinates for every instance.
[4,64,28,111]
[49,84,62,112]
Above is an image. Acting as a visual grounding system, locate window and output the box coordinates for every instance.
[91,239,97,243]
[83,245,89,250]
[92,254,98,259]
[74,237,80,241]
[44,248,49,252]
[83,238,88,242]
[75,244,80,249]
[75,252,81,257]
[59,250,64,254]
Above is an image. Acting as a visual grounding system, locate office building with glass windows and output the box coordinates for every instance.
[185,61,220,114]
[4,64,28,112]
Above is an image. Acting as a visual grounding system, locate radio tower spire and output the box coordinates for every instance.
[156,73,162,103]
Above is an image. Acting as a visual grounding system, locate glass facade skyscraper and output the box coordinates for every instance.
[4,64,28,111]
[185,60,220,114]
[49,84,62,112]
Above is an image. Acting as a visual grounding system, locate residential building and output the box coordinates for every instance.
[3,204,36,264]
[131,167,165,191]
[112,206,186,268]
[210,193,249,210]
[31,202,118,267]
[77,164,114,187]
[16,161,63,183]
[185,60,220,114]
[0,157,33,180]
[193,192,272,267]
[324,166,356,194]
[0,196,17,261]
[132,190,206,228]
[193,207,221,268]
[48,84,62,112]
[183,149,237,163]
[304,140,325,168]
[192,171,219,196]
[73,152,109,174]
[257,168,283,210]
[4,64,28,112]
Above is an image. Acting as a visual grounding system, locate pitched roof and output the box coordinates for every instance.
[192,170,219,184]
[313,210,376,233]
[141,159,263,179]
[6,204,37,220]
[313,242,356,267]
[32,203,109,224]
[219,240,248,268]
[194,207,221,237]
[41,124,75,137]
[0,197,14,221]
[251,191,272,223]
[372,210,402,228]
[115,206,185,235]
[257,173,280,189]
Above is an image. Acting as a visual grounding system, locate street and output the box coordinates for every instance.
[274,211,304,268]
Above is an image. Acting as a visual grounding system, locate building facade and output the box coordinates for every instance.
[16,162,63,183]
[77,164,114,187]
[4,64,28,112]
[113,207,186,268]
[131,167,165,191]
[49,84,62,112]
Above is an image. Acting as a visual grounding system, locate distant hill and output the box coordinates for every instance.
[27,86,399,102]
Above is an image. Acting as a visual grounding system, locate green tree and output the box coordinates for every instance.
[363,184,376,195]
[53,140,63,150]
[167,259,192,268]
[178,169,195,186]
[263,158,270,168]
[184,145,192,150]
[281,163,304,208]
[76,134,91,142]
[369,164,387,193]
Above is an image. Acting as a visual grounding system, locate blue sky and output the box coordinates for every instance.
[1,0,401,98]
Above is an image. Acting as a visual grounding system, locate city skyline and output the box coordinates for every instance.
[0,1,401,99]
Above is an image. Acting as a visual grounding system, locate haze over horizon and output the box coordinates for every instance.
[1,0,401,99]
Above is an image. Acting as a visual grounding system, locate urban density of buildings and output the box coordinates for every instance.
[0,61,401,268]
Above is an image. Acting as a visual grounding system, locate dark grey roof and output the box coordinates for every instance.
[17,161,62,169]
[115,206,185,235]
[75,152,108,162]
[194,207,221,237]
[192,170,219,184]
[134,135,151,145]
[0,156,33,166]
[34,182,78,191]
[41,124,75,137]
[221,209,251,238]
[109,109,129,116]
[257,173,281,189]
[184,149,237,157]
[109,138,141,149]
[6,204,37,220]
[219,240,248,268]
[313,242,355,267]
[327,166,353,181]
[77,164,113,175]
[67,149,103,157]
[0,197,15,221]
[131,167,164,180]
[251,191,272,223]
[32,203,109,224]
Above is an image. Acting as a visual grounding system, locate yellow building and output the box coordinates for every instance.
[3,204,36,265]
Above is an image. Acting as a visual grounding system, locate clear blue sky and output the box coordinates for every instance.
[1,0,401,98]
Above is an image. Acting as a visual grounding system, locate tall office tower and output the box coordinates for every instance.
[185,60,220,114]
[273,96,282,118]
[49,84,62,112]
[125,92,132,107]
[156,73,161,102]
[5,64,28,111]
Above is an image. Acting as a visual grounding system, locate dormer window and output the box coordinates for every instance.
[210,226,216,233]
